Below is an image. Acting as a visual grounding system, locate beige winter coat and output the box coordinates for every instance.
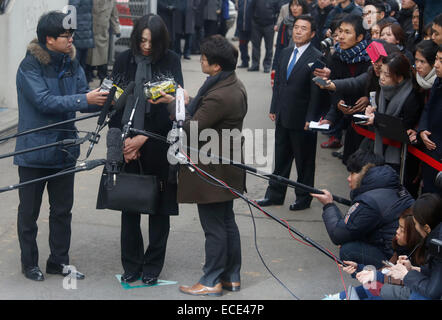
[87,0,120,66]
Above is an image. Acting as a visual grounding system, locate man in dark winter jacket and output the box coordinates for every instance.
[310,0,334,48]
[418,45,442,194]
[311,150,415,269]
[322,0,362,37]
[237,0,253,68]
[14,11,108,282]
[248,0,280,72]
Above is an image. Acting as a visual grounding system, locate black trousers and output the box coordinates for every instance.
[121,212,170,278]
[238,30,251,66]
[250,21,275,69]
[265,124,317,204]
[197,200,241,287]
[17,166,75,267]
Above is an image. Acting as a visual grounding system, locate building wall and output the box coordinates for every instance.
[0,0,68,112]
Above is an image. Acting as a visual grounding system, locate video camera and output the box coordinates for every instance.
[320,37,334,53]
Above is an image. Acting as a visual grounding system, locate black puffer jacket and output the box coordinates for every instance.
[322,165,415,258]
[404,222,442,299]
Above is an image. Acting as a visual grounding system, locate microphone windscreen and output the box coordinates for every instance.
[122,94,135,126]
[106,128,123,162]
[114,81,135,113]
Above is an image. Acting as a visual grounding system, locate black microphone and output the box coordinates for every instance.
[86,86,117,158]
[121,95,139,142]
[106,127,123,186]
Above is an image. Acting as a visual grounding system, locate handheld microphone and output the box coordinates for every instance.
[175,87,186,129]
[86,86,117,158]
[106,128,123,186]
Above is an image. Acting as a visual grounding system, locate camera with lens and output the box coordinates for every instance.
[321,37,334,53]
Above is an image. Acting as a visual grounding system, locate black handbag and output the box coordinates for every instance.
[96,161,161,214]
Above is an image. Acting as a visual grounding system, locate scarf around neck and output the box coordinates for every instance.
[335,40,371,64]
[374,78,413,164]
[133,54,153,130]
[187,71,234,117]
[416,68,437,90]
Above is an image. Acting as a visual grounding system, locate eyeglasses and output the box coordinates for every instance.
[58,32,75,39]
[362,11,381,17]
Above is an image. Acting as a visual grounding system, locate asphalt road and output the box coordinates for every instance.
[0,40,361,302]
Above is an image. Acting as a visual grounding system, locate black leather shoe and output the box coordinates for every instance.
[238,63,248,68]
[183,55,191,60]
[46,261,85,280]
[263,68,270,73]
[255,198,283,207]
[289,201,311,211]
[142,276,158,286]
[248,66,259,71]
[22,265,44,281]
[121,272,141,283]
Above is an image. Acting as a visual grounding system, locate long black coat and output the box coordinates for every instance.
[106,49,184,215]
[270,44,328,130]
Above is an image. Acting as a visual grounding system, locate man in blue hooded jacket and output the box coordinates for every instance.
[312,150,415,269]
[14,11,108,281]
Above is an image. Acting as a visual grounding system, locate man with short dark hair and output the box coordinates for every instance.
[311,150,415,269]
[15,11,108,281]
[256,15,327,211]
[248,0,280,73]
[431,13,442,45]
[418,45,442,193]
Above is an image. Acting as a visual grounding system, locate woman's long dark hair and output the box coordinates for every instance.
[392,209,426,266]
[130,14,169,62]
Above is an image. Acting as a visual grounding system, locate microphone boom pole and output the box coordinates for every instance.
[127,127,349,267]
[128,127,352,206]
[0,133,93,160]
[0,112,101,143]
[0,159,106,194]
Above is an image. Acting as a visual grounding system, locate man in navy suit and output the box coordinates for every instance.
[256,15,327,211]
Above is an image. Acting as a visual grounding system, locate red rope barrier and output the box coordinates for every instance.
[352,123,442,171]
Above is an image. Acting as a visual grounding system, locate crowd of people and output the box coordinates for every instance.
[10,0,442,300]
[250,0,442,300]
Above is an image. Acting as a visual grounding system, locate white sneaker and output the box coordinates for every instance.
[322,293,343,300]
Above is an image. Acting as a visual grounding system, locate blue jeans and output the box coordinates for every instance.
[340,241,389,269]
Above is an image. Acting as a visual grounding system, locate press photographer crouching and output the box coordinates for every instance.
[311,149,415,269]
[386,193,442,300]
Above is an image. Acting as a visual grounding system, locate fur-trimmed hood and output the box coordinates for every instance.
[27,39,76,65]
[350,165,401,200]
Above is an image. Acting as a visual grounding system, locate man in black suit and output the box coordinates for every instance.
[256,15,326,211]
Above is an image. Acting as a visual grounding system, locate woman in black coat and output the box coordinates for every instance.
[109,14,183,285]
